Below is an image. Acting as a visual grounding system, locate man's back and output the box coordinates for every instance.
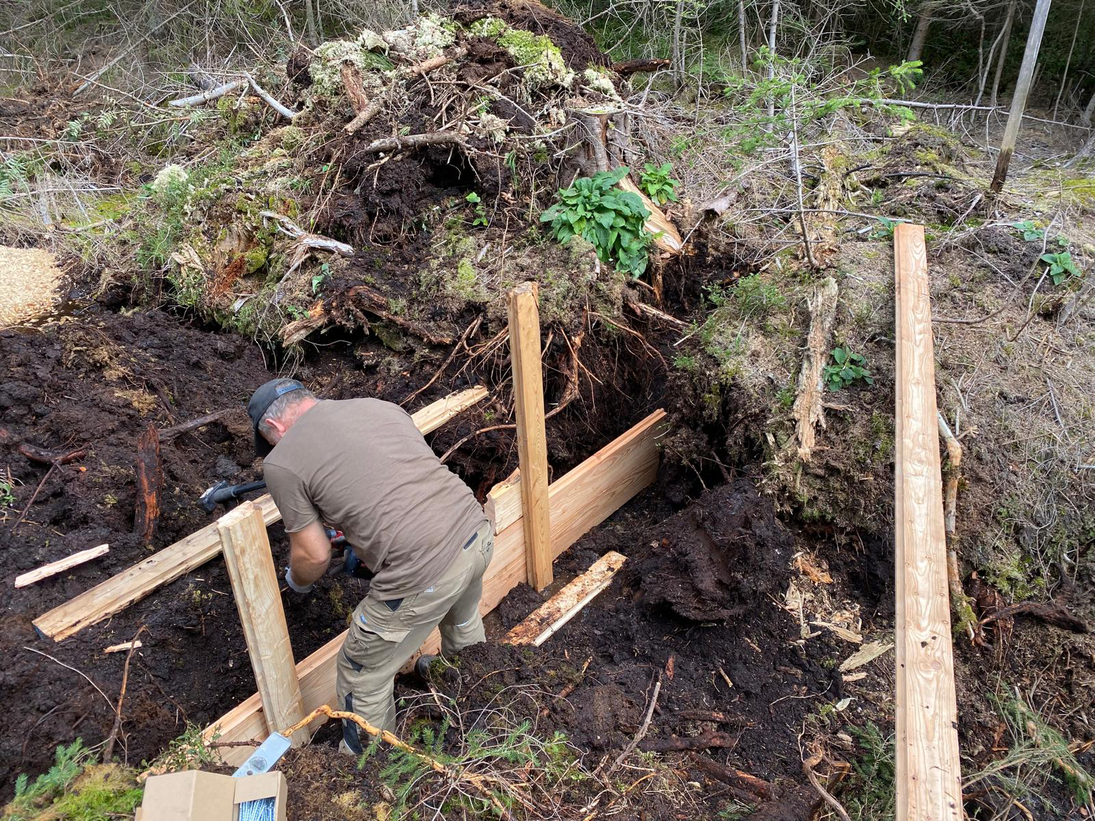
[263,398,485,598]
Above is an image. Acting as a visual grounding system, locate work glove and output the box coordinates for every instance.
[284,565,314,594]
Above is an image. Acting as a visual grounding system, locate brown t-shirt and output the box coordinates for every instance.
[263,398,487,598]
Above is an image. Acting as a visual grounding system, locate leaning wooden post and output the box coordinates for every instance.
[893,223,962,821]
[217,501,308,745]
[989,0,1053,193]
[507,283,553,591]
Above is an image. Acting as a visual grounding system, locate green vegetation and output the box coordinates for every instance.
[0,480,15,507]
[731,274,786,318]
[541,167,652,278]
[4,741,142,821]
[1014,220,1044,242]
[1040,251,1083,286]
[469,17,573,88]
[638,162,680,205]
[465,191,489,227]
[824,346,873,391]
[838,724,896,821]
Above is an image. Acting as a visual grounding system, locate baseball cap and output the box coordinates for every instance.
[247,378,306,457]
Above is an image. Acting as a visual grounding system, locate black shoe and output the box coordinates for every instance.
[414,654,437,681]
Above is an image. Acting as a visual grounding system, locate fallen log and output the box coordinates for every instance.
[133,424,162,544]
[32,387,489,641]
[506,551,626,646]
[15,545,110,589]
[792,276,838,461]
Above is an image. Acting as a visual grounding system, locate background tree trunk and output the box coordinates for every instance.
[990,0,1016,108]
[1053,0,1085,119]
[1082,87,1095,126]
[974,13,1010,107]
[990,0,1053,193]
[739,0,748,73]
[907,8,931,62]
[304,0,318,45]
[766,0,779,121]
[673,0,685,85]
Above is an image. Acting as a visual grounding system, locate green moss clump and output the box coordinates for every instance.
[469,17,573,88]
[310,39,392,100]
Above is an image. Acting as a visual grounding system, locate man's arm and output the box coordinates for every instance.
[287,519,333,588]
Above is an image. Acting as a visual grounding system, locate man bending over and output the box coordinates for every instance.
[246,378,493,753]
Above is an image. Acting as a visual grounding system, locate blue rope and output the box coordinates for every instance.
[237,797,276,821]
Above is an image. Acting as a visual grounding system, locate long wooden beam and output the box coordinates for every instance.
[508,284,553,591]
[33,387,489,641]
[218,502,308,746]
[893,223,962,821]
[204,409,666,763]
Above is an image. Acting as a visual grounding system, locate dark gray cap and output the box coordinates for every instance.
[247,378,306,457]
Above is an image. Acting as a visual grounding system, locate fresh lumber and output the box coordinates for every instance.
[893,223,962,821]
[506,551,627,646]
[218,501,307,745]
[793,277,839,461]
[204,409,666,764]
[15,544,109,588]
[133,423,162,544]
[507,284,553,591]
[32,387,489,641]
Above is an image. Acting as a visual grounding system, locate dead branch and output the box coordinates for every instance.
[405,47,467,77]
[540,656,592,717]
[281,705,520,819]
[546,329,584,420]
[345,97,386,135]
[158,410,232,441]
[793,277,838,461]
[687,754,772,800]
[167,79,246,108]
[18,444,87,465]
[12,446,86,531]
[606,673,662,776]
[979,601,1089,633]
[103,625,146,761]
[938,412,977,642]
[244,73,298,120]
[641,729,738,752]
[360,132,463,154]
[339,64,370,111]
[283,284,453,348]
[803,749,851,821]
[629,299,688,329]
[402,316,483,407]
[133,424,162,544]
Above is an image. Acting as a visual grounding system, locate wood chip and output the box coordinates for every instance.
[794,552,834,584]
[842,671,868,683]
[811,621,863,644]
[104,640,143,654]
[839,641,893,672]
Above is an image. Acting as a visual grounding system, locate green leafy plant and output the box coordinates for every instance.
[540,167,652,278]
[869,216,898,240]
[1014,220,1044,242]
[838,724,896,821]
[311,261,331,294]
[0,480,15,507]
[824,346,873,390]
[465,191,488,227]
[1040,251,1082,286]
[638,162,680,205]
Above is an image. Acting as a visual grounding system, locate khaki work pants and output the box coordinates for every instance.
[335,518,493,753]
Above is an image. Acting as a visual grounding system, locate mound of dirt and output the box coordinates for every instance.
[628,480,794,621]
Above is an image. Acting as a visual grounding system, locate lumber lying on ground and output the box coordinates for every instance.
[204,409,666,764]
[893,223,962,821]
[505,551,627,647]
[15,544,110,589]
[32,387,489,641]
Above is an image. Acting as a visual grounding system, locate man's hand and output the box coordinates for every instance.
[286,519,333,591]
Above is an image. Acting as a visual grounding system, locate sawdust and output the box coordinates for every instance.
[0,246,64,327]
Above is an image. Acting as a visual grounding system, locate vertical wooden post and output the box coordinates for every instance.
[507,283,553,591]
[217,501,308,745]
[893,224,962,821]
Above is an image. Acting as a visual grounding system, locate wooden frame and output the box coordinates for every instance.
[507,284,553,591]
[204,409,666,763]
[893,223,962,820]
[33,386,489,641]
[217,501,307,745]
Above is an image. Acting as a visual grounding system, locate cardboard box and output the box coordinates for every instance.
[135,770,286,821]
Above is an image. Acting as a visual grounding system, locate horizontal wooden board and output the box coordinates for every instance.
[205,409,666,762]
[33,387,489,641]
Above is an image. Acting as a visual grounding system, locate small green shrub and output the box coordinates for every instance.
[1014,220,1044,241]
[840,724,896,821]
[540,167,652,278]
[733,274,786,317]
[823,346,873,390]
[465,191,488,227]
[638,162,680,206]
[1040,251,1082,286]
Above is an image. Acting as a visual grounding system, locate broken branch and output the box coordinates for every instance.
[244,73,298,120]
[606,672,662,776]
[158,410,232,441]
[167,79,246,108]
[360,132,463,154]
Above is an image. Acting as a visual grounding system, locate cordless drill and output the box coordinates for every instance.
[326,529,374,580]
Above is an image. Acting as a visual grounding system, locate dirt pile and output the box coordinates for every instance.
[628,480,794,621]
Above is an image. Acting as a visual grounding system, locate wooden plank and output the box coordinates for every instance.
[217,501,307,745]
[506,551,627,647]
[33,387,489,641]
[205,409,666,763]
[893,223,962,821]
[15,544,110,588]
[507,284,553,591]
